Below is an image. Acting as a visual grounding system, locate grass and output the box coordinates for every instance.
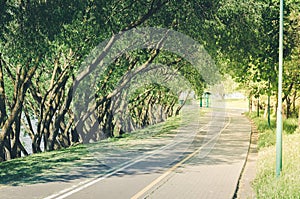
[246,112,298,149]
[0,110,194,186]
[247,111,300,198]
[253,133,300,198]
[0,145,90,185]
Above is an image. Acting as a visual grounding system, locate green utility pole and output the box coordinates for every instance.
[268,78,271,127]
[200,97,203,107]
[276,0,284,177]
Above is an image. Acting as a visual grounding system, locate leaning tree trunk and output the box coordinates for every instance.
[0,55,8,161]
[0,63,37,161]
[176,91,190,116]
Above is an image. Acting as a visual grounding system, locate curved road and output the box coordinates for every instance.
[0,105,251,199]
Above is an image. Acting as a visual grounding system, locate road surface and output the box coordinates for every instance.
[0,105,251,199]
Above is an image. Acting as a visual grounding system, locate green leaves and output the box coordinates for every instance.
[1,0,298,160]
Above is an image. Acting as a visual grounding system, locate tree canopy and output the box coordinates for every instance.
[0,0,299,161]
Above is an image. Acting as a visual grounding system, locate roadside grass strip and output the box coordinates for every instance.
[248,112,300,198]
[253,133,300,198]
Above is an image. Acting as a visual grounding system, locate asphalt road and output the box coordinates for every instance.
[0,105,251,199]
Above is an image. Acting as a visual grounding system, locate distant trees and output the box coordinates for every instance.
[216,0,300,119]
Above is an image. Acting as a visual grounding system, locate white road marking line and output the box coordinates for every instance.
[44,118,212,199]
[43,141,179,199]
[130,115,231,199]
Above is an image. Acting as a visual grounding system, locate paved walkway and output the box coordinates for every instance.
[236,120,258,199]
[0,106,253,199]
[140,111,252,199]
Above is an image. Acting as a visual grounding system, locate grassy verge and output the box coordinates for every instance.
[0,145,90,185]
[0,107,203,186]
[247,112,300,198]
[246,112,298,149]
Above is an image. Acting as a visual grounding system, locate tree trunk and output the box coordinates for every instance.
[298,106,300,129]
[257,94,260,117]
[286,96,291,119]
[267,79,271,126]
[292,90,297,116]
[11,110,23,159]
[32,134,42,153]
[268,94,271,127]
[249,94,252,113]
[0,137,11,162]
[282,104,286,120]
[0,55,7,126]
[176,91,190,116]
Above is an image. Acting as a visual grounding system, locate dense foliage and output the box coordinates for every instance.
[0,0,299,161]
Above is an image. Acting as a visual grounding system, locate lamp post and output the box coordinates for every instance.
[276,0,284,177]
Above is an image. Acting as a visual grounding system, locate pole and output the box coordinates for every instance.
[200,97,203,107]
[268,79,271,127]
[276,0,284,177]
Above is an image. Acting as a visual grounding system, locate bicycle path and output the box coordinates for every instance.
[139,110,252,199]
[0,106,252,199]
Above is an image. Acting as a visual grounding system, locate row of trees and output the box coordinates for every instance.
[0,0,299,162]
[0,0,218,161]
[218,0,300,119]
